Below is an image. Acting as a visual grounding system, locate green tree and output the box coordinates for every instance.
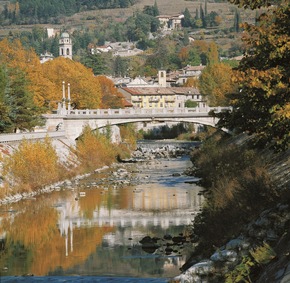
[182,8,193,27]
[218,0,290,151]
[233,8,241,32]
[6,68,41,132]
[81,53,108,75]
[0,65,12,132]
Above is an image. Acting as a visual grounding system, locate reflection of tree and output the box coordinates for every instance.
[1,201,114,275]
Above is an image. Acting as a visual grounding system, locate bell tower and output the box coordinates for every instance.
[59,32,72,60]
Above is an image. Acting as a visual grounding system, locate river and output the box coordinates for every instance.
[0,141,203,282]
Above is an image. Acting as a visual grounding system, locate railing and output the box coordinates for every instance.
[0,131,65,144]
[66,107,231,116]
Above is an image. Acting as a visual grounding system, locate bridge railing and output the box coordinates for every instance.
[66,107,231,116]
[0,131,66,144]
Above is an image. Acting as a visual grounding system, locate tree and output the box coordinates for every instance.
[182,8,193,27]
[6,68,42,132]
[233,8,241,32]
[42,57,102,109]
[199,63,236,106]
[97,75,125,109]
[218,1,290,151]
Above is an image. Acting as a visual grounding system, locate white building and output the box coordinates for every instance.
[59,32,72,60]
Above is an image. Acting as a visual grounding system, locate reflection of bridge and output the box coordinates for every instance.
[44,106,230,141]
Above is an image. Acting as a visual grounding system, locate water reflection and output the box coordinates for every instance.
[0,156,203,278]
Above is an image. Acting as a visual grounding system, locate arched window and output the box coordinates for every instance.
[66,48,70,55]
[61,48,64,55]
[161,72,164,78]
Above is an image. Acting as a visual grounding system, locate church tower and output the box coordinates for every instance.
[59,32,72,60]
[158,70,167,87]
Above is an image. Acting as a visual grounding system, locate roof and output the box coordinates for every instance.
[60,32,70,38]
[121,87,200,96]
[183,65,206,71]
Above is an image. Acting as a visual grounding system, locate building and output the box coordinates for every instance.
[119,86,206,109]
[40,51,54,64]
[175,65,205,85]
[59,32,72,60]
[157,14,184,31]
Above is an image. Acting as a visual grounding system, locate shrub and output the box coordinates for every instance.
[75,125,117,171]
[3,137,60,191]
[190,134,278,256]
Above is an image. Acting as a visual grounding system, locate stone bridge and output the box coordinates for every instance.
[0,107,230,144]
[43,107,230,141]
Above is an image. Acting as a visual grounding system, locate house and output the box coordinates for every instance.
[157,14,184,31]
[119,86,206,109]
[175,65,206,85]
[40,51,54,64]
[87,41,143,57]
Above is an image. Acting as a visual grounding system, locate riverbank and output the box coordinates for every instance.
[170,133,290,283]
[0,140,196,206]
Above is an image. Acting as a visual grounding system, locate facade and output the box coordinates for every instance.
[175,65,205,85]
[40,51,54,64]
[87,41,143,57]
[59,32,72,60]
[157,14,184,31]
[119,86,206,109]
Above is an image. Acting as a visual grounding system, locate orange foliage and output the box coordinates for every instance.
[1,200,114,275]
[3,138,61,191]
[96,75,125,109]
[76,125,117,171]
[42,58,102,109]
[0,38,58,107]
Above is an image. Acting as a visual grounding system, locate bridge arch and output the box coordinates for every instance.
[43,107,231,141]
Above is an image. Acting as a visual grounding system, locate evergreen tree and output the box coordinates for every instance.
[233,8,241,32]
[195,8,199,20]
[153,0,159,16]
[182,8,193,27]
[200,4,206,27]
[0,65,11,132]
[6,68,41,132]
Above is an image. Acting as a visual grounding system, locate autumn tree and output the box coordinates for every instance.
[42,57,102,109]
[97,75,125,109]
[218,0,290,150]
[199,63,236,106]
[0,38,58,108]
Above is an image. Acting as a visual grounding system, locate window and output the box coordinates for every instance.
[66,48,70,55]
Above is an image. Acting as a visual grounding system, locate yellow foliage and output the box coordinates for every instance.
[42,58,102,109]
[0,38,58,107]
[3,137,60,191]
[76,125,117,171]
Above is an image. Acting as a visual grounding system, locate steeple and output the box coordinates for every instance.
[59,32,72,60]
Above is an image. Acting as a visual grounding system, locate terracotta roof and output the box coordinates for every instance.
[121,87,200,95]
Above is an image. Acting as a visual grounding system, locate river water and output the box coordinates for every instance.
[0,142,203,282]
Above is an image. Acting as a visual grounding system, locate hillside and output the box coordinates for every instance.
[0,0,255,38]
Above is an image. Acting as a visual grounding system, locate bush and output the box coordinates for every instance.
[190,134,279,256]
[75,125,117,171]
[3,137,61,191]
